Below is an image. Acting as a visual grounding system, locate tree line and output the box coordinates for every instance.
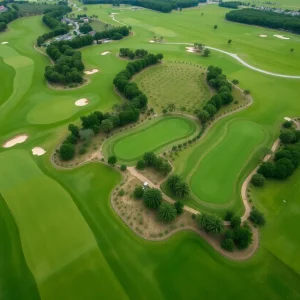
[82,0,203,13]
[0,6,19,32]
[226,8,300,35]
[36,4,72,46]
[197,66,235,124]
[59,49,164,160]
[94,26,130,40]
[119,48,148,59]
[219,1,243,9]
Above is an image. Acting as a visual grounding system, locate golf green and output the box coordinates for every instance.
[103,115,198,163]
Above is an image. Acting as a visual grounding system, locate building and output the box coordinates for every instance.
[0,5,8,13]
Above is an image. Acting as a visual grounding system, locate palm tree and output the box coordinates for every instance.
[167,174,181,190]
[196,213,224,234]
[175,181,190,197]
[168,103,176,112]
[158,203,177,222]
[160,162,172,175]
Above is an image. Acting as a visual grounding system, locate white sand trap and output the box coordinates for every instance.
[101,51,110,55]
[149,40,155,43]
[274,34,290,40]
[284,117,292,121]
[75,98,89,106]
[32,147,46,156]
[84,69,99,75]
[1,42,9,45]
[111,13,119,15]
[186,47,196,53]
[259,34,268,38]
[3,134,28,148]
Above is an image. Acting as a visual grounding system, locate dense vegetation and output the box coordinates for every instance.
[226,9,300,34]
[119,48,148,59]
[219,1,242,9]
[82,0,205,13]
[197,66,235,124]
[0,7,18,31]
[94,26,130,40]
[167,173,190,197]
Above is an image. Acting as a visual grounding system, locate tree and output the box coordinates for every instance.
[221,238,234,251]
[232,79,239,85]
[233,226,252,249]
[243,89,251,96]
[251,173,265,187]
[68,124,80,137]
[214,25,218,29]
[101,119,114,133]
[174,181,190,197]
[249,208,265,226]
[231,216,241,228]
[203,48,211,57]
[143,152,157,166]
[160,162,172,175]
[79,23,93,34]
[282,120,293,128]
[290,48,294,53]
[168,103,176,112]
[280,130,296,144]
[198,110,210,124]
[167,174,181,190]
[120,164,127,171]
[275,158,295,179]
[143,188,162,209]
[136,160,146,170]
[59,143,75,161]
[133,186,144,199]
[158,202,177,222]
[162,108,167,114]
[228,39,232,45]
[79,128,94,141]
[174,200,184,215]
[196,213,224,234]
[108,155,117,165]
[224,210,234,221]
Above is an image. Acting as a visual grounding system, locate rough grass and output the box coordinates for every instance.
[134,62,211,113]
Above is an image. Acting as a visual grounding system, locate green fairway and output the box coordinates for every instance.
[103,115,198,163]
[133,62,211,113]
[1,2,300,299]
[188,120,265,204]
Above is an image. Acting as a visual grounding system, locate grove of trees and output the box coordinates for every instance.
[226,8,300,35]
[219,1,242,9]
[167,173,190,197]
[94,26,130,40]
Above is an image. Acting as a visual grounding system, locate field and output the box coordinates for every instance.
[133,62,211,113]
[103,115,198,163]
[1,0,300,299]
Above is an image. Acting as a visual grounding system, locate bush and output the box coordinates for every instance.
[143,188,162,209]
[59,143,75,161]
[221,238,234,252]
[136,160,146,170]
[158,202,177,222]
[118,189,125,196]
[249,208,265,226]
[108,155,117,165]
[283,120,293,128]
[233,226,252,250]
[224,210,234,221]
[174,200,184,215]
[196,213,224,234]
[133,186,144,199]
[120,164,127,171]
[251,173,265,187]
[231,216,241,228]
[78,147,87,155]
[224,229,234,239]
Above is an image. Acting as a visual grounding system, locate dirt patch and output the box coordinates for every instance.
[101,51,111,55]
[3,134,28,148]
[274,34,290,40]
[75,98,89,106]
[84,69,99,75]
[1,42,9,45]
[32,147,46,156]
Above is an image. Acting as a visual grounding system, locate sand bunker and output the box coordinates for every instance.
[274,35,290,40]
[32,147,46,156]
[259,34,267,38]
[84,69,99,75]
[101,51,110,55]
[1,42,9,44]
[3,134,28,148]
[75,98,89,106]
[284,117,292,121]
[149,40,155,43]
[186,47,196,53]
[110,12,119,15]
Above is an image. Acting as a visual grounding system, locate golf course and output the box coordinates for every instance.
[1,0,300,299]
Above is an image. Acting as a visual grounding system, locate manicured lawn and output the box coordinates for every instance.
[103,115,198,163]
[133,62,211,113]
[0,57,15,106]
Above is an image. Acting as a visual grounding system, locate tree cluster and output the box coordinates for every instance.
[136,152,172,175]
[219,1,242,9]
[45,42,85,85]
[94,26,129,40]
[79,23,93,34]
[0,8,18,31]
[197,66,234,124]
[226,8,300,35]
[167,174,190,197]
[119,48,148,60]
[196,213,224,234]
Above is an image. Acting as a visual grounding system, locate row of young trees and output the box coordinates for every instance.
[136,152,172,175]
[36,4,71,46]
[197,66,235,124]
[119,48,148,60]
[226,8,300,35]
[252,122,300,184]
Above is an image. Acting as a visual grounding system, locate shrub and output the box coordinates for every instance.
[136,160,146,170]
[78,147,87,155]
[158,202,177,222]
[120,164,127,171]
[224,210,234,221]
[224,229,234,239]
[231,216,241,228]
[251,173,265,187]
[59,143,75,161]
[143,188,162,209]
[249,208,265,226]
[174,200,184,215]
[221,238,234,252]
[233,226,252,249]
[118,189,125,196]
[283,120,293,128]
[108,155,117,165]
[133,186,144,199]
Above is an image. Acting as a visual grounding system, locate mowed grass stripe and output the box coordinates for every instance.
[0,57,15,106]
[0,150,127,300]
[104,116,198,163]
[189,120,265,204]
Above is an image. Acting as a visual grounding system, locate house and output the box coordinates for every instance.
[88,30,96,36]
[0,5,8,13]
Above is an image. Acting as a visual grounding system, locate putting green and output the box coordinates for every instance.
[188,120,265,204]
[103,116,198,163]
